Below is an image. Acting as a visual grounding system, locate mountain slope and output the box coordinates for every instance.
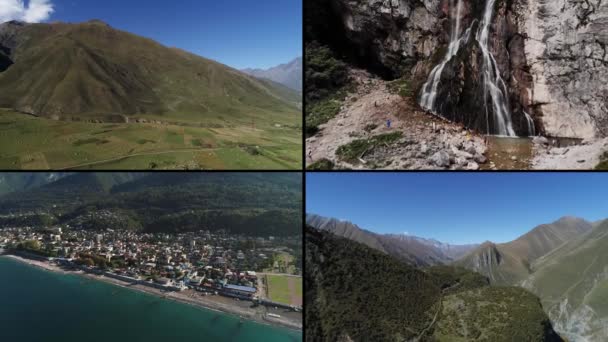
[455,217,592,285]
[0,172,71,195]
[522,220,608,341]
[0,20,299,124]
[305,213,387,253]
[0,172,302,237]
[242,57,302,91]
[306,213,478,266]
[306,225,563,342]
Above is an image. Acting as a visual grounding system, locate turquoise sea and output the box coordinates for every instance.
[0,257,302,342]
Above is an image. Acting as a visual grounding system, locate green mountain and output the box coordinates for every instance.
[306,225,562,341]
[0,172,302,237]
[522,219,608,341]
[455,217,592,285]
[0,172,71,195]
[0,20,298,123]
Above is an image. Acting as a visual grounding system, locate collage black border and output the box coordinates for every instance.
[3,1,606,340]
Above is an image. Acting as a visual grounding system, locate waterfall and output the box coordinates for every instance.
[477,0,516,136]
[524,111,536,136]
[419,0,466,111]
[420,0,519,137]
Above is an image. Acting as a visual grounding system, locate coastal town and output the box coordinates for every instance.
[0,225,303,330]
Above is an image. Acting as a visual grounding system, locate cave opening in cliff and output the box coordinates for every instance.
[305,0,396,80]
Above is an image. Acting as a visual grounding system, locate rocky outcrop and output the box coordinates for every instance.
[323,0,608,138]
[330,0,443,77]
[519,0,608,138]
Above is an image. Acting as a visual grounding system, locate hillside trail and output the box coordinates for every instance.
[306,69,407,164]
[412,281,461,341]
[306,69,489,170]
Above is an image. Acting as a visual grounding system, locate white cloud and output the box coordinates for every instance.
[0,0,54,23]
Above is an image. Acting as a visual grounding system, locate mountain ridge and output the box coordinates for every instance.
[242,57,302,92]
[455,216,593,285]
[0,20,299,123]
[306,213,479,266]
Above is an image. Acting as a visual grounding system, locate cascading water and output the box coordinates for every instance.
[477,0,516,136]
[524,111,536,136]
[420,0,520,137]
[419,0,465,111]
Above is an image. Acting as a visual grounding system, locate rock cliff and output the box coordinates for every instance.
[319,0,608,139]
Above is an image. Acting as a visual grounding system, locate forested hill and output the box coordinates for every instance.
[305,225,563,341]
[0,173,301,237]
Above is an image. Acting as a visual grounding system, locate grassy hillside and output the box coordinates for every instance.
[0,21,299,121]
[455,217,592,286]
[0,109,301,170]
[0,21,301,169]
[306,226,562,342]
[435,286,563,342]
[522,220,608,341]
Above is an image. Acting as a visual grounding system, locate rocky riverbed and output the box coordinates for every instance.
[531,137,608,169]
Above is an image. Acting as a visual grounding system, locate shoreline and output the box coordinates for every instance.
[1,255,302,332]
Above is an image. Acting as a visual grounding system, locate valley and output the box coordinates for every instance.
[307,213,608,341]
[0,20,302,170]
[0,109,301,170]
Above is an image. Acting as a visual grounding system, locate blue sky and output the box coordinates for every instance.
[2,0,302,69]
[306,173,608,245]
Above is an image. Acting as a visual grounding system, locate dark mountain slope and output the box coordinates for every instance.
[0,172,71,195]
[306,225,441,341]
[0,173,302,236]
[0,20,298,122]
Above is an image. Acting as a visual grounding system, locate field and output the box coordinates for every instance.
[0,110,301,169]
[266,274,302,306]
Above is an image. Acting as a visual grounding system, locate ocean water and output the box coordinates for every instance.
[0,257,302,342]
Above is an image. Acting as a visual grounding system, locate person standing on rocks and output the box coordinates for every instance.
[387,119,391,129]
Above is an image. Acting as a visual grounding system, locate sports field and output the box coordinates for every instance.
[0,110,301,169]
[266,274,303,306]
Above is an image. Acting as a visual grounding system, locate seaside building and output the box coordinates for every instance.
[223,284,256,298]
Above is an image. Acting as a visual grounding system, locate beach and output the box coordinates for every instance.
[2,254,302,331]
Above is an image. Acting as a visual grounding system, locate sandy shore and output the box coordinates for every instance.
[2,255,302,331]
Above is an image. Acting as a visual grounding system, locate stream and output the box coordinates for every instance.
[482,136,582,170]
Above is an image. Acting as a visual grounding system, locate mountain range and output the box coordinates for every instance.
[0,172,71,195]
[0,20,299,122]
[307,213,608,341]
[306,213,478,266]
[242,57,302,92]
[0,173,302,237]
[306,225,563,341]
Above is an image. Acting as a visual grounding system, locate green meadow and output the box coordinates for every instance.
[0,110,301,170]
